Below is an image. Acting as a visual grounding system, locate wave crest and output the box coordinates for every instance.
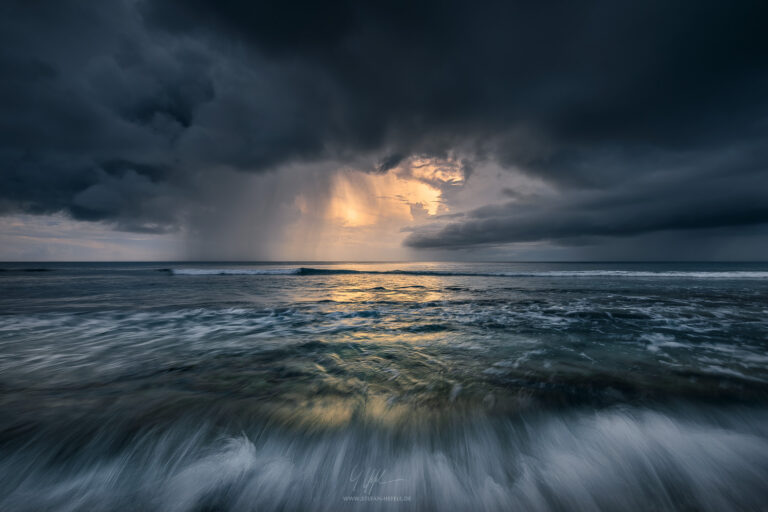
[170,267,768,279]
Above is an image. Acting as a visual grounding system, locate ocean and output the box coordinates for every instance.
[1,261,768,511]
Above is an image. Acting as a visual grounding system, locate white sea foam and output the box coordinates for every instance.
[3,408,768,511]
[641,333,689,353]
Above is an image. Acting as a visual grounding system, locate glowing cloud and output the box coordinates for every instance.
[325,156,465,229]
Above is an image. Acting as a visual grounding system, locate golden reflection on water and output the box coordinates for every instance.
[270,265,493,428]
[273,394,415,429]
[301,268,450,305]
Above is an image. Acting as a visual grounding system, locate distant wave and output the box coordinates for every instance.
[170,267,768,279]
[171,268,302,275]
[0,268,52,272]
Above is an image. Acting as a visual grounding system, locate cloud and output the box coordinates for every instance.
[0,0,767,257]
[405,144,768,248]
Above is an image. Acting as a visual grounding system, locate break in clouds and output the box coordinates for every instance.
[1,0,768,259]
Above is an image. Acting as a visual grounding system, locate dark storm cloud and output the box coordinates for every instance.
[406,145,768,248]
[1,0,767,250]
[0,0,215,232]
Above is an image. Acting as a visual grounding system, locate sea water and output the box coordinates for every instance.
[1,261,767,511]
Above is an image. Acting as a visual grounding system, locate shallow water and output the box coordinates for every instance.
[1,262,767,511]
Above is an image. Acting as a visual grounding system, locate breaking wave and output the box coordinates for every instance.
[2,407,768,511]
[170,267,768,279]
[171,268,302,275]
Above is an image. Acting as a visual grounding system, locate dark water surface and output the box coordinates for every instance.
[1,262,768,511]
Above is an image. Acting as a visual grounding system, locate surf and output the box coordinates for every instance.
[169,267,768,279]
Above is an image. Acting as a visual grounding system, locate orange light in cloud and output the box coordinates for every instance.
[327,164,451,227]
[284,157,465,260]
[327,174,379,227]
[324,156,466,229]
[408,157,465,185]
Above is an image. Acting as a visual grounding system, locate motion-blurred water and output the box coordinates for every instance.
[1,261,768,511]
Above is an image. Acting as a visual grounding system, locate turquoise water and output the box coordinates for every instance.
[1,262,768,510]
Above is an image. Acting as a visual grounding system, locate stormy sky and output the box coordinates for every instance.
[1,0,767,260]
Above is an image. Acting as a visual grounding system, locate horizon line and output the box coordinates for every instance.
[2,260,768,264]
